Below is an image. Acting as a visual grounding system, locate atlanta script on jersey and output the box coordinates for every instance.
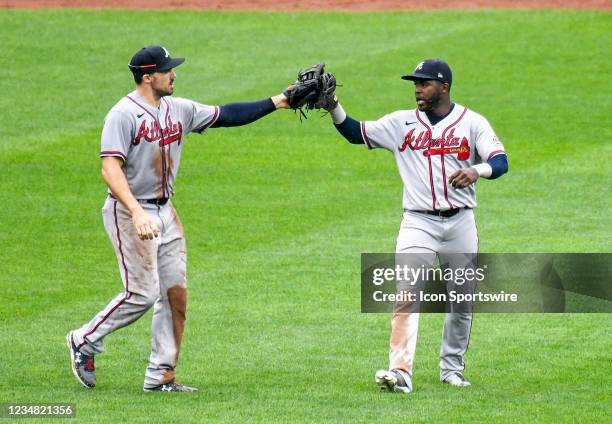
[361,104,505,211]
[100,91,219,199]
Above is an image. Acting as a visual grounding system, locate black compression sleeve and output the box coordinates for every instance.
[334,115,365,145]
[488,154,509,179]
[211,98,276,128]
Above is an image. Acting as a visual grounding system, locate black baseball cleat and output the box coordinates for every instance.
[375,369,412,393]
[442,372,471,387]
[143,381,198,392]
[66,331,96,388]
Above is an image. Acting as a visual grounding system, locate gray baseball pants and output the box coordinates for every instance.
[71,196,188,388]
[389,208,478,382]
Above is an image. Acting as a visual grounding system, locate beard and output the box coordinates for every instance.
[417,90,442,112]
[152,79,174,98]
[154,86,173,97]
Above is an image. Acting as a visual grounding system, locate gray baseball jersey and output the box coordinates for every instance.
[360,104,506,384]
[100,90,219,199]
[73,90,220,389]
[361,104,505,211]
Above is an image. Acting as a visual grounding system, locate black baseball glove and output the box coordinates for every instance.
[314,72,338,111]
[283,63,326,118]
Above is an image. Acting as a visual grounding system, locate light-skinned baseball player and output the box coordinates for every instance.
[66,45,296,392]
[319,59,508,393]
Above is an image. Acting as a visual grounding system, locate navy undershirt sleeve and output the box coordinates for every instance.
[212,98,276,128]
[334,115,364,145]
[488,154,509,179]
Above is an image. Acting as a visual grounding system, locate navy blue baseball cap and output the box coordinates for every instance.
[401,59,452,87]
[128,46,185,73]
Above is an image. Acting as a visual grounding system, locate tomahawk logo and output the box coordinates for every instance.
[162,47,170,58]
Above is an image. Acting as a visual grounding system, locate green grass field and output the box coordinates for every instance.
[1,8,611,423]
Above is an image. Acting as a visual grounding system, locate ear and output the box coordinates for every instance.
[142,73,153,84]
[441,82,450,93]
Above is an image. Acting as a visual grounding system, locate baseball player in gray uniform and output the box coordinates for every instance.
[66,45,291,392]
[323,59,508,393]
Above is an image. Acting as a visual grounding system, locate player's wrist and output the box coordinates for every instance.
[330,102,346,124]
[271,94,289,109]
[127,202,144,216]
[471,163,492,179]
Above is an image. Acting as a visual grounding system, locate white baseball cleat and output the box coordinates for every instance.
[375,369,412,393]
[442,372,471,387]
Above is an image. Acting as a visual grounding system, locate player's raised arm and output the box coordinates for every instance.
[321,92,398,151]
[209,94,289,128]
[189,64,350,131]
[327,102,365,145]
[173,68,341,133]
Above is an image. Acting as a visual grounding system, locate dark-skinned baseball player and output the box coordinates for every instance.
[315,59,508,393]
